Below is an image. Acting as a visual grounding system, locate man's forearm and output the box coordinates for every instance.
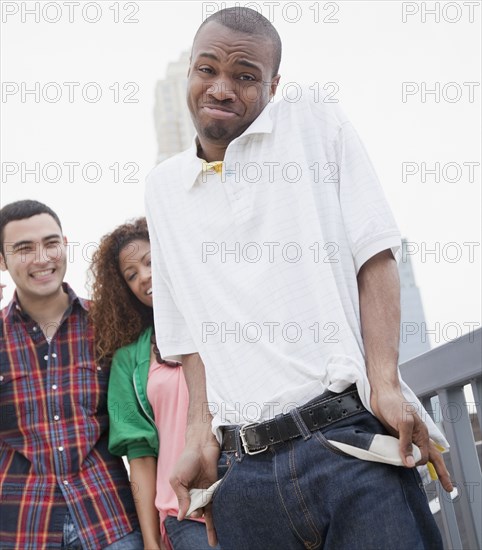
[357,249,401,392]
[181,353,214,439]
[174,352,220,532]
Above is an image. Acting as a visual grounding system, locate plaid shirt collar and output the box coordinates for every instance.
[4,282,88,322]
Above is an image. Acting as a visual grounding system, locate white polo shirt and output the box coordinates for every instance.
[145,90,446,445]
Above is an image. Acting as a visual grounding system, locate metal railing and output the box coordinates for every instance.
[400,328,482,550]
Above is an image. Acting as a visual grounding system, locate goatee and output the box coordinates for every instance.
[203,123,229,141]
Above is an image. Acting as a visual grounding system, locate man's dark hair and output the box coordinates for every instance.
[0,200,62,255]
[194,7,282,77]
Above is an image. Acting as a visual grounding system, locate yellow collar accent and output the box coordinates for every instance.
[202,160,223,174]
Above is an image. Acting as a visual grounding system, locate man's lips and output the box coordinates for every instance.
[30,268,55,280]
[201,106,238,119]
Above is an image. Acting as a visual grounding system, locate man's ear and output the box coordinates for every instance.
[63,236,68,246]
[270,74,281,99]
[0,252,7,272]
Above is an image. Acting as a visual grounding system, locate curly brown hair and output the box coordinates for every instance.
[89,217,153,361]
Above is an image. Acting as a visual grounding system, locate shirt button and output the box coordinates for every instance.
[52,353,57,358]
[0,375,3,382]
[58,446,64,452]
[96,366,101,371]
[54,415,60,421]
[33,326,38,332]
[44,355,49,361]
[63,480,69,485]
[52,384,58,390]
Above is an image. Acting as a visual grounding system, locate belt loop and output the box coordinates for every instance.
[233,425,244,462]
[289,407,312,441]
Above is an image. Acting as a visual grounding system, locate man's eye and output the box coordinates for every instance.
[199,66,213,74]
[15,246,33,253]
[239,74,255,82]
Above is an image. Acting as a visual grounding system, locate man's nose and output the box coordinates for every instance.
[205,75,237,102]
[38,244,62,263]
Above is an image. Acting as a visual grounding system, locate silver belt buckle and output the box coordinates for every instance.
[239,422,269,455]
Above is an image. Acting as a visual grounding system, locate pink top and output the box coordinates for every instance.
[146,360,204,549]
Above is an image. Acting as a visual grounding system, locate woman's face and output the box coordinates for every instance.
[118,239,152,308]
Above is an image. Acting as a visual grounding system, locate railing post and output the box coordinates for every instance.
[471,378,482,429]
[421,397,463,549]
[438,387,482,549]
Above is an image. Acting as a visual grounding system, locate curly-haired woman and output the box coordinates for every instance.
[89,218,217,550]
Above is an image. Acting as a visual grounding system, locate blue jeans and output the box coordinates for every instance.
[212,409,442,550]
[61,512,143,549]
[164,516,221,550]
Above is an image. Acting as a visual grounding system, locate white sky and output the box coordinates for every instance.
[1,0,481,348]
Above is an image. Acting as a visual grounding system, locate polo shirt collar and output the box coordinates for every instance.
[183,101,275,191]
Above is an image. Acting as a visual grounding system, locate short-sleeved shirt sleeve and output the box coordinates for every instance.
[145,185,197,361]
[338,120,401,272]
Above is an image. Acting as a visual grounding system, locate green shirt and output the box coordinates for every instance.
[107,328,159,461]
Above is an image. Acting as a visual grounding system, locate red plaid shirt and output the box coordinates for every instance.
[0,284,138,549]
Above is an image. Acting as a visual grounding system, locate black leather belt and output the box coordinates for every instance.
[221,386,365,455]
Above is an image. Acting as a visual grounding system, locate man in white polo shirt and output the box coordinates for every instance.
[146,7,452,549]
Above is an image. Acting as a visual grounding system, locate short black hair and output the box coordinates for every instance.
[0,200,62,256]
[194,7,282,77]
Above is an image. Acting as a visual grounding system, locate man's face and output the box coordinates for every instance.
[187,21,280,148]
[0,214,67,305]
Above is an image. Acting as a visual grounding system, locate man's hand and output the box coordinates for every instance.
[175,352,221,546]
[371,387,453,492]
[170,431,220,546]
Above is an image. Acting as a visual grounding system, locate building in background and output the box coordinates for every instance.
[399,239,431,362]
[154,50,194,163]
